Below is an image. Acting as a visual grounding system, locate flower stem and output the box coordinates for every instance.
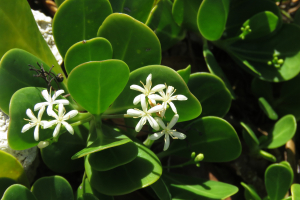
[163,160,195,169]
[70,114,93,127]
[101,114,131,119]
[143,135,154,148]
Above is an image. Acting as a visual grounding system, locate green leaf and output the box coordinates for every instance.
[0,151,29,187]
[188,73,231,118]
[55,0,65,7]
[146,0,186,51]
[1,184,37,200]
[65,37,113,74]
[265,161,293,200]
[240,122,259,151]
[203,43,235,99]
[177,65,191,84]
[150,178,172,200]
[8,87,56,150]
[53,0,112,58]
[291,184,300,200]
[241,182,261,200]
[40,124,89,173]
[67,60,129,115]
[97,13,161,71]
[172,0,203,32]
[258,150,276,162]
[159,117,241,162]
[106,65,202,122]
[163,172,238,199]
[0,49,66,114]
[31,176,74,200]
[109,0,154,23]
[251,78,273,103]
[77,178,113,200]
[0,0,59,72]
[0,178,17,198]
[78,193,99,200]
[85,142,162,195]
[260,115,296,149]
[197,0,230,41]
[258,97,278,120]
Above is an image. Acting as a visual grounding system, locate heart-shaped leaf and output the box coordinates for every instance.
[241,182,261,200]
[177,65,191,84]
[1,184,37,200]
[265,161,293,200]
[163,172,238,199]
[188,73,231,118]
[85,142,162,195]
[158,117,241,162]
[53,0,112,58]
[106,65,202,122]
[65,37,113,74]
[31,176,74,200]
[67,60,129,115]
[97,13,161,71]
[109,0,154,23]
[77,178,113,200]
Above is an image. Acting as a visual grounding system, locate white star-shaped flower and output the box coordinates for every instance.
[148,85,187,117]
[127,95,164,132]
[34,89,69,115]
[130,74,165,105]
[149,114,186,151]
[22,106,47,141]
[43,104,78,137]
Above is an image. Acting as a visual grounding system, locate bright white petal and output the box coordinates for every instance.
[148,105,164,113]
[160,109,166,118]
[135,117,146,132]
[172,131,186,139]
[166,86,174,96]
[63,110,78,120]
[133,94,143,105]
[47,104,55,117]
[38,141,49,149]
[171,94,188,101]
[58,104,64,117]
[43,120,57,129]
[141,95,147,112]
[53,123,61,137]
[155,117,166,129]
[130,85,145,93]
[149,131,165,140]
[21,123,35,133]
[162,102,168,110]
[127,109,144,117]
[146,74,152,89]
[62,122,74,135]
[147,116,160,130]
[167,114,179,129]
[53,99,69,105]
[151,84,166,92]
[169,102,177,113]
[37,106,46,120]
[34,102,48,111]
[41,90,51,102]
[52,90,65,100]
[148,94,163,101]
[26,109,37,121]
[34,125,40,141]
[163,134,170,151]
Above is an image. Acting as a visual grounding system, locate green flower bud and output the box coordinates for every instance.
[191,152,196,159]
[194,153,204,162]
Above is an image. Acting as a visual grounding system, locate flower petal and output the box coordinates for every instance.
[62,121,74,135]
[148,105,163,113]
[151,84,166,93]
[47,104,56,117]
[37,106,46,120]
[34,125,40,141]
[146,74,152,89]
[155,117,166,129]
[52,90,65,100]
[149,131,165,140]
[166,86,174,96]
[21,123,35,133]
[34,102,48,111]
[127,109,144,117]
[130,85,145,93]
[169,102,177,113]
[58,104,64,117]
[53,99,69,105]
[171,131,186,139]
[63,110,79,120]
[141,95,147,112]
[41,90,51,101]
[43,120,57,129]
[26,109,37,121]
[148,94,163,101]
[135,117,146,132]
[167,114,179,129]
[133,94,143,105]
[171,94,188,101]
[163,134,170,151]
[147,115,160,130]
[53,123,61,137]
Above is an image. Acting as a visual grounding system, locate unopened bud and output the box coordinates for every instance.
[194,153,204,162]
[277,59,284,64]
[38,141,49,149]
[191,152,196,159]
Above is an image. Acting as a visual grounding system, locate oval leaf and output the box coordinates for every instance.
[291,184,300,200]
[2,184,37,200]
[150,178,172,200]
[241,182,261,200]
[77,178,113,200]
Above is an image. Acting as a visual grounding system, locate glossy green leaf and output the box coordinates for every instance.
[78,193,99,200]
[240,122,259,151]
[226,24,300,82]
[0,49,66,114]
[97,13,161,71]
[1,184,37,200]
[188,73,231,118]
[0,0,59,72]
[258,150,276,162]
[241,182,261,200]
[77,178,113,200]
[106,65,202,122]
[65,37,113,74]
[8,87,57,150]
[172,0,203,32]
[163,172,238,199]
[85,142,162,195]
[258,97,278,120]
[41,124,89,173]
[31,176,73,200]
[146,0,186,51]
[150,178,172,200]
[260,115,296,149]
[177,65,191,84]
[109,0,154,23]
[291,184,300,200]
[159,117,241,162]
[68,60,129,115]
[53,0,112,58]
[197,0,230,41]
[239,11,279,40]
[0,151,29,187]
[0,178,17,198]
[55,0,65,7]
[265,161,293,200]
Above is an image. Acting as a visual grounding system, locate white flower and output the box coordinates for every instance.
[43,104,78,137]
[127,95,164,132]
[22,106,47,141]
[34,89,69,115]
[148,85,187,117]
[130,74,165,105]
[37,141,49,149]
[149,114,186,151]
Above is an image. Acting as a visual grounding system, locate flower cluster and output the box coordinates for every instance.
[21,89,78,148]
[127,74,187,151]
